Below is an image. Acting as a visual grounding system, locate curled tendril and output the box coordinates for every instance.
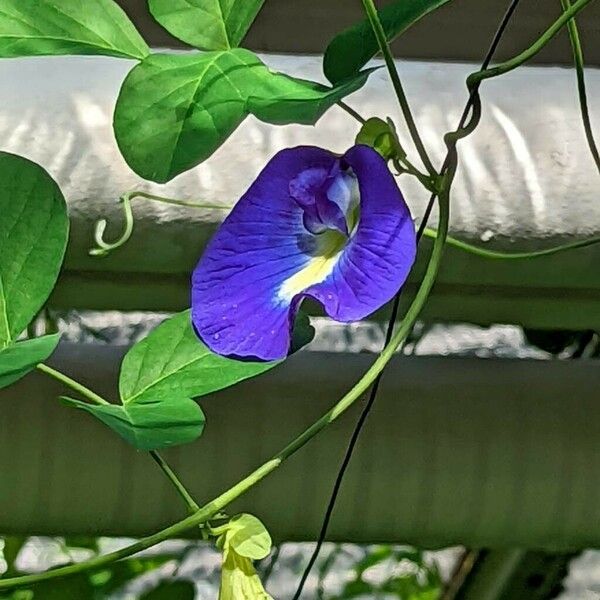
[89,193,135,257]
[89,191,229,257]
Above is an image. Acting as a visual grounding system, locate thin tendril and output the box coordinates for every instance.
[338,100,366,124]
[361,0,437,176]
[467,0,594,89]
[561,0,600,175]
[149,451,200,514]
[36,363,201,517]
[424,229,600,259]
[89,191,228,257]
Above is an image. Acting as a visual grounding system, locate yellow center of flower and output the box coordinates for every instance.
[278,229,347,302]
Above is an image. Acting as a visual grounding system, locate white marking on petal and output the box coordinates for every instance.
[277,230,346,303]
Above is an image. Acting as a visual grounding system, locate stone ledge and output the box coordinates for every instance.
[1,54,599,328]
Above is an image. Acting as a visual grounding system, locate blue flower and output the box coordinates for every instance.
[192,144,416,360]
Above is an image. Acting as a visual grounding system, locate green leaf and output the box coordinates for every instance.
[119,309,278,403]
[63,308,312,450]
[246,68,375,126]
[324,0,452,84]
[0,334,60,389]
[148,0,265,51]
[0,0,149,60]
[61,395,205,451]
[114,48,370,182]
[140,580,195,600]
[225,514,272,561]
[355,117,401,160]
[0,153,68,346]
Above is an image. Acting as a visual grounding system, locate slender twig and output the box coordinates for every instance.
[149,451,200,514]
[36,363,109,406]
[468,0,595,89]
[337,100,366,124]
[561,0,600,175]
[424,229,600,259]
[291,0,526,596]
[361,0,436,176]
[36,363,200,517]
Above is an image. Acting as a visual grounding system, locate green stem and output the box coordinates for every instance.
[337,100,366,124]
[2,190,451,591]
[149,451,200,514]
[424,228,600,259]
[393,157,437,192]
[36,363,200,517]
[119,191,224,211]
[561,0,600,175]
[467,0,595,88]
[361,0,436,176]
[36,363,109,406]
[90,191,228,257]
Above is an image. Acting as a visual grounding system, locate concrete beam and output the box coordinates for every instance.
[1,344,599,548]
[1,56,599,329]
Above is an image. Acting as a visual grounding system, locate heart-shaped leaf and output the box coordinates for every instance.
[114,48,372,182]
[0,152,68,346]
[324,0,452,84]
[61,395,205,451]
[119,309,281,404]
[0,334,60,389]
[148,0,265,51]
[63,309,312,450]
[0,0,149,60]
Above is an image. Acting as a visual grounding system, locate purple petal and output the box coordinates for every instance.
[289,165,348,235]
[192,144,416,361]
[192,147,337,360]
[303,145,416,321]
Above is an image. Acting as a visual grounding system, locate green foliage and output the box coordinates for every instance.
[355,117,403,160]
[0,153,68,346]
[331,546,442,600]
[0,537,187,599]
[0,334,60,389]
[148,0,265,50]
[221,514,272,560]
[0,153,67,389]
[324,0,452,84]
[63,310,312,450]
[119,310,279,404]
[0,0,149,60]
[114,48,372,182]
[61,394,205,451]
